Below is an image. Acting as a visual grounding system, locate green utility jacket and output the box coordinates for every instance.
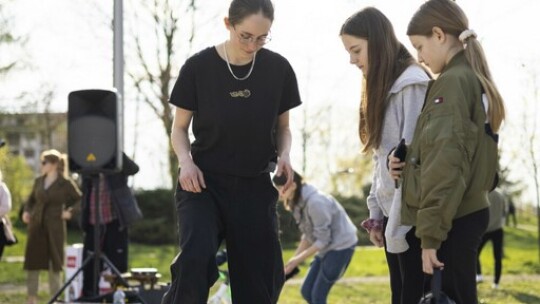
[401,51,498,249]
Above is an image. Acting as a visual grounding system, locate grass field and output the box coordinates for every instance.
[0,224,539,303]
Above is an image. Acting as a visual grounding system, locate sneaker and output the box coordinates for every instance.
[476,274,484,283]
[492,283,500,289]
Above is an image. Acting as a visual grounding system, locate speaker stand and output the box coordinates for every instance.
[48,174,146,304]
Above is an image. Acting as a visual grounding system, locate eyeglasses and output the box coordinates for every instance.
[233,27,272,45]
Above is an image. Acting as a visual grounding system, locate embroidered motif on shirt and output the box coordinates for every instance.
[229,89,251,98]
[434,97,444,104]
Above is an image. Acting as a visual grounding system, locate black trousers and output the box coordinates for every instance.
[161,172,284,304]
[438,208,489,304]
[0,222,6,260]
[82,219,129,297]
[383,218,426,304]
[477,228,503,284]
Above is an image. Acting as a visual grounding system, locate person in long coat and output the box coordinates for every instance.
[22,149,81,304]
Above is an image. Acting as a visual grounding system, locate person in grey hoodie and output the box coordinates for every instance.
[273,171,357,304]
[340,7,430,304]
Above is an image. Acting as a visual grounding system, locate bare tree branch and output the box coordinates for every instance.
[127,0,196,187]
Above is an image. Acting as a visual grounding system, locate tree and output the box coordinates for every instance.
[0,144,34,218]
[516,64,540,262]
[127,0,198,188]
[297,99,372,196]
[16,86,62,149]
[0,0,22,76]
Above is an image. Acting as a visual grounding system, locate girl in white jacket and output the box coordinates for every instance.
[340,7,430,304]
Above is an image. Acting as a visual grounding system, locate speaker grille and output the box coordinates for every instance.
[68,116,116,168]
[68,89,122,173]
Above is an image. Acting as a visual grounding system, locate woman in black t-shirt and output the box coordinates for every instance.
[162,0,301,303]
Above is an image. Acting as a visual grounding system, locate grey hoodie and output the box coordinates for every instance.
[293,183,358,257]
[366,64,429,253]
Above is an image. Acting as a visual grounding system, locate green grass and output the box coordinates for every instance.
[1,224,538,303]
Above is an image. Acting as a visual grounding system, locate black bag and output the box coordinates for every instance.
[418,268,456,304]
[1,216,17,246]
[111,186,143,227]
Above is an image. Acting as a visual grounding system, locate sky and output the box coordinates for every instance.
[1,0,539,203]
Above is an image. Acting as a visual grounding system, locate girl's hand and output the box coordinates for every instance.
[284,257,301,275]
[422,248,444,274]
[388,154,405,181]
[369,229,384,247]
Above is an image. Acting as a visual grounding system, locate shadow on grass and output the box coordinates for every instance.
[511,291,540,303]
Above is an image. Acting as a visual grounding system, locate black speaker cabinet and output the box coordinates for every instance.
[68,89,123,173]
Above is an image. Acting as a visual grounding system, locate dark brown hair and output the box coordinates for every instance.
[228,0,274,26]
[407,0,505,132]
[272,171,303,210]
[340,7,418,152]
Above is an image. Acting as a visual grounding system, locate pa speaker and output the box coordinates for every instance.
[68,89,123,173]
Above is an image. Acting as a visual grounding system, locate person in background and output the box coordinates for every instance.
[390,0,506,302]
[162,0,301,303]
[506,197,517,227]
[22,149,82,304]
[476,189,507,289]
[80,153,140,298]
[340,7,430,304]
[0,168,13,260]
[273,171,357,304]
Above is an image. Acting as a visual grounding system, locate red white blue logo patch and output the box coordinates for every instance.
[434,97,444,104]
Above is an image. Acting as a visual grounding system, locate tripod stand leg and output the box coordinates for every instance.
[47,175,147,304]
[47,252,97,304]
[99,254,148,304]
[100,254,130,288]
[47,251,149,304]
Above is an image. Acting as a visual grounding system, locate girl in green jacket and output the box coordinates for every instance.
[390,0,505,303]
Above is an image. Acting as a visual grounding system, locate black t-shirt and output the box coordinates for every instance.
[169,47,302,177]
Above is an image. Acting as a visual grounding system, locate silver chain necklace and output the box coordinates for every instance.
[223,42,256,81]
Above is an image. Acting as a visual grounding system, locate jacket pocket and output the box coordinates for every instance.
[462,119,478,163]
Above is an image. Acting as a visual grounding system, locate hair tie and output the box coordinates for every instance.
[459,29,477,43]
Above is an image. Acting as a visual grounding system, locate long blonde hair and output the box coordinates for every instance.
[41,149,68,177]
[407,0,505,132]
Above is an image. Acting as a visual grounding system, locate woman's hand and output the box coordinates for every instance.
[276,153,294,192]
[422,248,444,274]
[22,211,31,224]
[178,159,206,193]
[62,207,73,220]
[369,229,384,247]
[388,154,405,181]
